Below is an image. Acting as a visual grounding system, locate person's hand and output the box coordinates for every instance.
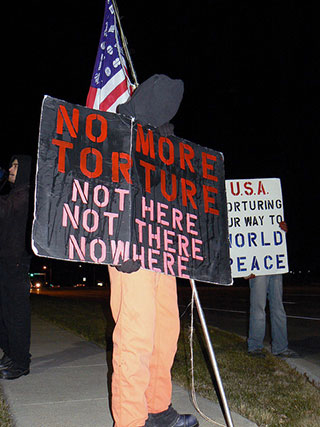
[279,221,288,233]
[244,273,256,280]
[115,259,141,274]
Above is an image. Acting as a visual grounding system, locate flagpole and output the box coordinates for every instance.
[190,279,234,427]
[111,0,139,88]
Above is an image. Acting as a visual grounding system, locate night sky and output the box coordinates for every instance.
[3,1,319,276]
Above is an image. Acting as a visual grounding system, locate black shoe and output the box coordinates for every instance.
[172,414,199,427]
[145,414,199,427]
[145,405,199,427]
[275,349,299,358]
[0,354,13,370]
[248,349,266,358]
[0,365,29,380]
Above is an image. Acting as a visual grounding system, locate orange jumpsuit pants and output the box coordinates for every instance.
[108,266,180,427]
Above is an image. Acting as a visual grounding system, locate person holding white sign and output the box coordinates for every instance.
[247,221,298,358]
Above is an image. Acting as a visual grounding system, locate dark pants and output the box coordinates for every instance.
[0,259,31,369]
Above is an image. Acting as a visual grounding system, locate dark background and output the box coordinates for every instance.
[2,0,319,279]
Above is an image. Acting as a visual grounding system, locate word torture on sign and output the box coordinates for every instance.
[32,96,232,285]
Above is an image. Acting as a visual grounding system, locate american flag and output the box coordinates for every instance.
[86,0,134,112]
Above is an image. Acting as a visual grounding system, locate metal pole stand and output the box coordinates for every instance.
[189,279,234,427]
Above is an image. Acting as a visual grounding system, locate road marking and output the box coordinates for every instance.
[180,305,246,315]
[203,307,247,314]
[287,315,320,321]
[285,294,320,298]
[180,305,320,321]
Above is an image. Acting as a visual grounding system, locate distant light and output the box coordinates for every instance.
[97,282,103,287]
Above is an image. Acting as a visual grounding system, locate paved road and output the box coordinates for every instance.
[31,281,320,367]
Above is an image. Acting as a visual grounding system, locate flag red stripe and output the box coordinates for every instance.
[99,79,129,111]
[86,87,97,109]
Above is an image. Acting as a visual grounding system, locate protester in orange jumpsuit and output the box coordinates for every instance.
[109,75,199,427]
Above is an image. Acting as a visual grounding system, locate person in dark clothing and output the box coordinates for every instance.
[0,155,33,380]
[109,75,199,427]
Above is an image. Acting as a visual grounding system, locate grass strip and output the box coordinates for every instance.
[27,294,320,426]
[0,387,14,427]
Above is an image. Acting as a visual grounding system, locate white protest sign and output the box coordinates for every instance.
[226,178,289,278]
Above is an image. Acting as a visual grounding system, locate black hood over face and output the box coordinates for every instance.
[117,74,184,128]
[9,155,33,187]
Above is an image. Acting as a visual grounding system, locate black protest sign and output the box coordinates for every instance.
[32,96,232,285]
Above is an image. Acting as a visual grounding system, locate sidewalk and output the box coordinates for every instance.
[1,315,257,427]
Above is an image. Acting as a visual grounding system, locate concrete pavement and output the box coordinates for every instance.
[1,315,257,427]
